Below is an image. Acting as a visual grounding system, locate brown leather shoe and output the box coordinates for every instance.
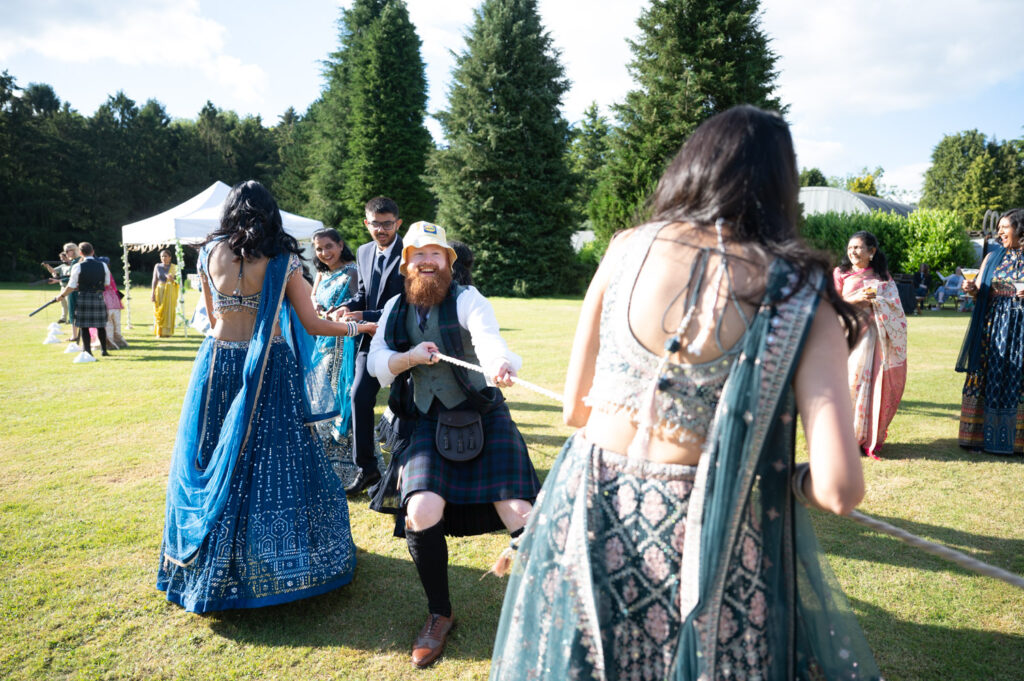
[411,613,453,668]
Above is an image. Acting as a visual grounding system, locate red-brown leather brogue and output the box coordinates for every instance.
[411,613,454,668]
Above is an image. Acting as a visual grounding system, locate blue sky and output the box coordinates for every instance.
[3,0,1023,202]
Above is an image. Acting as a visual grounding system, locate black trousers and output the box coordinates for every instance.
[350,350,381,471]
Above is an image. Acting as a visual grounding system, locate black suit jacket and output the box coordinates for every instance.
[347,236,404,352]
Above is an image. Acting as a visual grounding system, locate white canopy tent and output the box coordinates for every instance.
[120,181,324,331]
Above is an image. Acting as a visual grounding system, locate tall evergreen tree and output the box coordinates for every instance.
[567,102,611,220]
[431,0,576,296]
[590,0,783,244]
[309,0,432,244]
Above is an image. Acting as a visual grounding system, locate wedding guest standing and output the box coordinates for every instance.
[490,106,880,681]
[152,249,179,337]
[958,208,1024,455]
[833,231,908,458]
[156,180,376,613]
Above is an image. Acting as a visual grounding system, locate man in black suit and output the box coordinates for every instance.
[338,196,406,495]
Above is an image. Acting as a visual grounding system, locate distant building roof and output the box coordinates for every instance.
[799,186,914,218]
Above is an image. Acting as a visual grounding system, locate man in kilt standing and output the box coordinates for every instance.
[57,242,112,361]
[367,221,539,669]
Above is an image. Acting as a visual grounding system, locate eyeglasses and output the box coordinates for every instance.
[367,220,397,231]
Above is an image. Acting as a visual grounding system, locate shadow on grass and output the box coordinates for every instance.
[881,438,1024,463]
[850,596,1024,680]
[896,399,961,420]
[204,550,507,664]
[506,400,560,413]
[813,510,1024,577]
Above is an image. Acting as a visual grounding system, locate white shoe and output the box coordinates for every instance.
[64,343,82,354]
[73,351,97,363]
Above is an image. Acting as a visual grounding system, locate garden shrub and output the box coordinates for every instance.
[800,209,972,275]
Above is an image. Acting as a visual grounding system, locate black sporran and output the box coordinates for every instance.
[435,409,484,462]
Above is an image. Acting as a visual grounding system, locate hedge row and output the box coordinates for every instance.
[800,209,976,276]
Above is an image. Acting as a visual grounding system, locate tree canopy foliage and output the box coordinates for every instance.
[0,72,282,280]
[309,0,433,245]
[589,0,784,245]
[921,130,1024,229]
[430,0,577,296]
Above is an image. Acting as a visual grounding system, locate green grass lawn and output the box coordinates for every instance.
[1,284,1021,680]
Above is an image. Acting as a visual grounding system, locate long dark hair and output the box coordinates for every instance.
[311,228,356,272]
[204,180,302,261]
[838,230,890,280]
[648,105,860,346]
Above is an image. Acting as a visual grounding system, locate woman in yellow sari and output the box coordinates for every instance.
[152,248,179,337]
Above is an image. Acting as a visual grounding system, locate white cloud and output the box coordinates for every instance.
[762,0,1024,123]
[0,0,267,108]
[882,162,930,202]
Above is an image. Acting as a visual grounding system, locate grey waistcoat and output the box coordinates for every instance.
[407,299,487,412]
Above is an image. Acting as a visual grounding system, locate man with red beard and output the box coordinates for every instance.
[367,221,540,669]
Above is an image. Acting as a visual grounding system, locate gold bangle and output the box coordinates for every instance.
[406,352,414,371]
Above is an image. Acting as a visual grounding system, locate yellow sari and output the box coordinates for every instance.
[154,263,179,337]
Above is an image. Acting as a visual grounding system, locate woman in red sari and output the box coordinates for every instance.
[833,231,908,458]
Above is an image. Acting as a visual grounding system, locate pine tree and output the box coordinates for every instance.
[567,102,611,219]
[591,0,783,243]
[308,0,433,244]
[431,0,577,296]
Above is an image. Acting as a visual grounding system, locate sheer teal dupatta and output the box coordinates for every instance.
[672,263,881,680]
[162,249,334,566]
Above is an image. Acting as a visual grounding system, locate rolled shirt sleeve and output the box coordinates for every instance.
[367,294,401,386]
[457,286,522,382]
[366,287,522,387]
[67,262,82,289]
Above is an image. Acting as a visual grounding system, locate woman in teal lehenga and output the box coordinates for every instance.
[310,228,360,483]
[490,107,883,680]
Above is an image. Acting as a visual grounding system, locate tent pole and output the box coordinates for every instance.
[176,239,188,337]
[122,243,132,328]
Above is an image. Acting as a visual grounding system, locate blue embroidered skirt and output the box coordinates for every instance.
[156,337,356,613]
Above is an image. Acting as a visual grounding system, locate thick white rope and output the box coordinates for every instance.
[433,350,1024,591]
[433,351,564,403]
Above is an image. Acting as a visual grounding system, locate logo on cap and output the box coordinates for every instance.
[423,223,438,235]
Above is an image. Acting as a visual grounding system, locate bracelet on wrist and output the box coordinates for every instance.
[791,462,811,506]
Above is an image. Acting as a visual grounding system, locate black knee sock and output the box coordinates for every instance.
[81,328,91,355]
[97,328,109,353]
[406,520,451,617]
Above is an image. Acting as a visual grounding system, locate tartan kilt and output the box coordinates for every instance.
[398,397,540,536]
[75,290,108,328]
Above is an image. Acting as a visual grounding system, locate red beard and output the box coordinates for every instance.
[405,266,452,307]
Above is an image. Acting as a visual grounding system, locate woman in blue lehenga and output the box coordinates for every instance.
[156,181,377,613]
[310,228,360,483]
[491,107,882,680]
[958,208,1024,455]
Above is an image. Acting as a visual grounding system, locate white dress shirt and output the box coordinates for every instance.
[368,286,522,386]
[67,256,112,290]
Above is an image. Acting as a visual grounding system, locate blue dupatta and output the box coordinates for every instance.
[956,244,1004,373]
[162,248,337,566]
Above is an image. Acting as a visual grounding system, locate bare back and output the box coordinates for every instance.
[204,241,275,342]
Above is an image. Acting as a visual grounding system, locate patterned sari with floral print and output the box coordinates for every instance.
[490,263,882,681]
[833,268,907,458]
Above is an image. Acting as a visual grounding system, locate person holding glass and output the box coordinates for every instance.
[833,231,908,459]
[957,208,1024,455]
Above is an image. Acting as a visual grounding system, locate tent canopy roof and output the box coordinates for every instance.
[121,181,323,251]
[798,186,915,218]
